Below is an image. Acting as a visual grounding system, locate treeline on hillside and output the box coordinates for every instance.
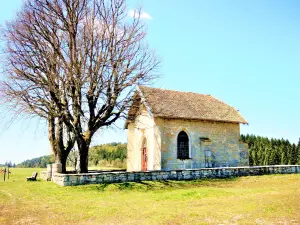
[88,142,127,168]
[17,155,55,168]
[14,143,127,169]
[66,142,127,169]
[241,134,300,166]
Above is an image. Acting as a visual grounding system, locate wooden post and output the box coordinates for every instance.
[7,167,9,180]
[3,168,6,181]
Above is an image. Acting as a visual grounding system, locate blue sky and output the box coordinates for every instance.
[1,0,300,164]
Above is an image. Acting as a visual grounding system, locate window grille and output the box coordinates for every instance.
[204,149,212,168]
[177,131,189,159]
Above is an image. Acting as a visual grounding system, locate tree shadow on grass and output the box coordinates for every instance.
[95,183,109,191]
[116,182,136,190]
[92,177,240,192]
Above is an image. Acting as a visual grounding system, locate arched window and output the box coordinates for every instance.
[177,131,189,159]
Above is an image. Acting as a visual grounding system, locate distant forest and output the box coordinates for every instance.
[14,142,126,169]
[87,142,126,168]
[16,155,55,168]
[241,134,300,166]
[5,135,300,169]
[67,142,127,169]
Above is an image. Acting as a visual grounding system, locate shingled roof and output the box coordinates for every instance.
[125,86,248,128]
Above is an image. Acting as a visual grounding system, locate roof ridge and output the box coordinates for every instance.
[139,85,210,96]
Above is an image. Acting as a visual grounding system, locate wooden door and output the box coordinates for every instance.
[141,147,147,171]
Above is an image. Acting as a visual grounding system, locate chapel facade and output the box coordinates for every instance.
[125,86,249,172]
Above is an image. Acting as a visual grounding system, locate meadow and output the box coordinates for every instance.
[0,168,300,225]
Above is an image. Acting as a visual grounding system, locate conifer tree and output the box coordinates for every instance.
[243,134,295,166]
[297,138,300,164]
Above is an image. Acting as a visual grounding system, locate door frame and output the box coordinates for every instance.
[141,138,147,171]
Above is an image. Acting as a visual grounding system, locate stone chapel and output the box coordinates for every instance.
[125,86,249,172]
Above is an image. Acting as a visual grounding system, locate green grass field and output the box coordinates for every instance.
[0,168,300,225]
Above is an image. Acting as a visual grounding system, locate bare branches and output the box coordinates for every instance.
[1,0,160,172]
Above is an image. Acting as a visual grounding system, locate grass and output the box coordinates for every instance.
[1,168,300,224]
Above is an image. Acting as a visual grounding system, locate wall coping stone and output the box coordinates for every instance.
[39,165,300,186]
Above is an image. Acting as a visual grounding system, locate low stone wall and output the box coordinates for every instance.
[39,165,52,181]
[40,171,48,180]
[43,165,300,186]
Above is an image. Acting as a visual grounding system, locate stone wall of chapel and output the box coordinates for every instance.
[155,118,248,170]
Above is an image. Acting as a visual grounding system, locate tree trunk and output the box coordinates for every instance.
[78,150,89,173]
[56,152,67,173]
[48,116,73,173]
[77,138,90,173]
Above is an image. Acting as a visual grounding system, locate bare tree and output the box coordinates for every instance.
[1,0,159,173]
